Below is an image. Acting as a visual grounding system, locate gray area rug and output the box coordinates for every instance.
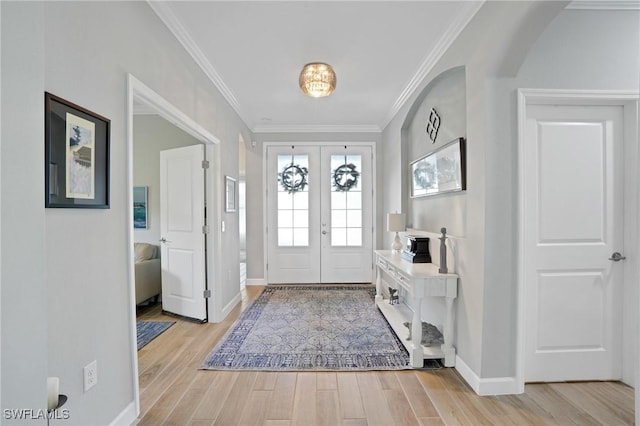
[200,285,413,371]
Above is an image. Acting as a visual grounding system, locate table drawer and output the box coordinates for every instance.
[377,256,389,270]
[396,270,411,286]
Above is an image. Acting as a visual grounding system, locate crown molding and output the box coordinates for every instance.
[149,1,487,135]
[132,102,158,116]
[252,124,381,134]
[381,1,485,130]
[147,1,246,120]
[566,0,640,9]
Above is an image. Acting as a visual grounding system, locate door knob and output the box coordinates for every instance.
[159,238,171,243]
[321,230,328,235]
[608,252,626,262]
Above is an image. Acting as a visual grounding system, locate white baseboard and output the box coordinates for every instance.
[221,293,242,319]
[110,401,137,426]
[455,355,522,396]
[246,278,267,286]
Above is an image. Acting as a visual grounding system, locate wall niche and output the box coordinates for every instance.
[402,66,467,237]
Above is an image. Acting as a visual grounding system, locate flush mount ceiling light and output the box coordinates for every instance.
[299,62,336,98]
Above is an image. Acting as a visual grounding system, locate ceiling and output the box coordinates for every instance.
[148,1,485,133]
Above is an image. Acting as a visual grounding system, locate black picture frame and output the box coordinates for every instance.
[410,137,466,198]
[45,92,110,208]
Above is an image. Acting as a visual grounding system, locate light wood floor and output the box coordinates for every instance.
[136,286,634,425]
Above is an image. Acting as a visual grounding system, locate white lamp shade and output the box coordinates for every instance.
[386,213,406,232]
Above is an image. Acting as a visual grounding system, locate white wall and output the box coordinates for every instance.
[133,114,201,245]
[2,2,251,423]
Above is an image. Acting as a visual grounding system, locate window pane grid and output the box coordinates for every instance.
[330,154,362,247]
[277,154,309,247]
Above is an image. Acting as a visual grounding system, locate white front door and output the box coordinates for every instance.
[320,146,373,282]
[523,104,624,381]
[160,145,207,321]
[266,145,321,283]
[267,144,373,284]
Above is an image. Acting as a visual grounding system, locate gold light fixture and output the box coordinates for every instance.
[299,62,336,97]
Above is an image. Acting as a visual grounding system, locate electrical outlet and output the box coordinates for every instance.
[83,360,98,392]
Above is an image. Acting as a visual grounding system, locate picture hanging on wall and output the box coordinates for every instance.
[133,186,148,229]
[45,92,110,208]
[225,175,237,212]
[410,137,466,198]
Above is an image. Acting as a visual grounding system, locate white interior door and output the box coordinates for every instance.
[267,144,373,284]
[523,104,624,381]
[160,144,207,321]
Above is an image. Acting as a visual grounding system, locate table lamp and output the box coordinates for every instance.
[386,212,406,251]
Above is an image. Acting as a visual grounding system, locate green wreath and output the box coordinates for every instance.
[279,163,308,193]
[333,163,360,192]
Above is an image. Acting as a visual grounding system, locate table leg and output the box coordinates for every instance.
[410,296,423,367]
[442,295,456,367]
[374,264,383,304]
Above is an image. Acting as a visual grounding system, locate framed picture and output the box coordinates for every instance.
[410,137,466,198]
[225,176,236,212]
[133,186,148,229]
[45,92,110,208]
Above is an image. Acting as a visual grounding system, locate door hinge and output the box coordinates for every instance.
[202,160,210,169]
[203,289,211,298]
[202,225,209,234]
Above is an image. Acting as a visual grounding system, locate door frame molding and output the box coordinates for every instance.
[516,89,640,395]
[126,74,223,417]
[262,141,377,284]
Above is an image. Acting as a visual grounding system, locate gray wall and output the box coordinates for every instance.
[1,2,48,419]
[2,1,250,423]
[382,0,568,379]
[383,1,639,381]
[405,66,466,236]
[133,114,202,245]
[504,7,640,383]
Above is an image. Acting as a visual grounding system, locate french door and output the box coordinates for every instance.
[266,144,373,283]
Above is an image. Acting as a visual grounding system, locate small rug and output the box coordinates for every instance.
[200,285,412,371]
[136,321,175,350]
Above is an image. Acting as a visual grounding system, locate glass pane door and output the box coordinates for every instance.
[267,144,373,284]
[321,146,373,283]
[266,146,320,283]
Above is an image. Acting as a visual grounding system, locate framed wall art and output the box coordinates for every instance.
[45,92,110,208]
[225,176,236,212]
[410,137,466,198]
[133,186,148,229]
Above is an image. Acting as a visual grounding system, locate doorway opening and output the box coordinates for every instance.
[126,74,222,417]
[239,134,247,289]
[264,142,376,284]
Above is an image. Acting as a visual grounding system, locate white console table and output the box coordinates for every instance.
[374,250,458,367]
